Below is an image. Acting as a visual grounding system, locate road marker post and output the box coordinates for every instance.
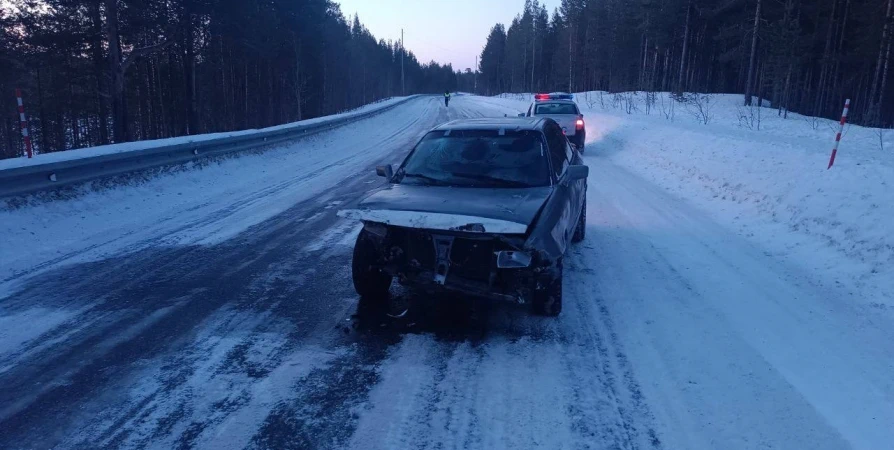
[15,89,34,158]
[827,98,850,169]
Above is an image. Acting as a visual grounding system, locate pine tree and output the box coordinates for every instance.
[476,0,892,125]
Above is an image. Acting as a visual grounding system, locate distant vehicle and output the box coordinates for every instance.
[520,93,586,152]
[340,117,588,316]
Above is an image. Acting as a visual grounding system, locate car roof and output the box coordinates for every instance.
[433,117,548,132]
[533,99,577,105]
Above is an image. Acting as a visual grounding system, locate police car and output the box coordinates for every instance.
[519,93,586,152]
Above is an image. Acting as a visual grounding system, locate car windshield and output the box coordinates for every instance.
[398,129,551,188]
[535,103,578,115]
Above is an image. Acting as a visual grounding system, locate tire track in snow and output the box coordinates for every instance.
[2,95,636,449]
[0,98,438,291]
[562,251,663,450]
[0,99,447,449]
[0,98,439,368]
[0,95,490,449]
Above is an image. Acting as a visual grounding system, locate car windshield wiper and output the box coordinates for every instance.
[450,173,532,188]
[402,173,449,185]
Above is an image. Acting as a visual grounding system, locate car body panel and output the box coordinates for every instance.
[356,184,553,229]
[342,117,588,302]
[338,209,529,234]
[524,164,587,260]
[434,117,544,131]
[526,100,580,137]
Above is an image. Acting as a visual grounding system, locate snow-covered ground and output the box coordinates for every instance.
[339,94,894,449]
[0,96,426,293]
[488,91,893,313]
[1,93,892,450]
[0,96,412,171]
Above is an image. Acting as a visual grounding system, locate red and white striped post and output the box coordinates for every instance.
[827,98,850,170]
[15,89,34,158]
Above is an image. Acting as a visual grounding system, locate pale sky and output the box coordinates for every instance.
[335,0,562,72]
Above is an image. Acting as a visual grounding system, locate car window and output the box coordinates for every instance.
[544,122,569,177]
[399,129,551,188]
[535,103,579,115]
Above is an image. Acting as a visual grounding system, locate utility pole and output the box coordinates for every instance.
[474,55,478,93]
[531,24,536,92]
[401,29,405,96]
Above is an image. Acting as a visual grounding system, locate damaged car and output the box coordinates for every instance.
[339,117,588,316]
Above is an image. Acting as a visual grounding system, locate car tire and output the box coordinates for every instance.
[532,260,563,317]
[572,201,586,243]
[352,230,392,301]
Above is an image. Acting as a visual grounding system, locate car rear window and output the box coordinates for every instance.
[535,103,579,115]
[399,129,551,188]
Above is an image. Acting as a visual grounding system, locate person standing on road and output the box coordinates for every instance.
[444,91,451,107]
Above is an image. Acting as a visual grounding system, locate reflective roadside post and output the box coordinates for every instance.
[827,98,850,170]
[16,89,34,159]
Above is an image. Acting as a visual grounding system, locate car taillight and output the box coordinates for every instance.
[575,119,584,129]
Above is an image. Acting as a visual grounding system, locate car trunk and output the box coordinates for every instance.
[539,114,580,137]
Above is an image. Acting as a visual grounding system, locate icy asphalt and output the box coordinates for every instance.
[1,96,892,450]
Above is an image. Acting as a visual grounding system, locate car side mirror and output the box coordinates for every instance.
[517,113,525,118]
[567,165,589,181]
[376,165,394,179]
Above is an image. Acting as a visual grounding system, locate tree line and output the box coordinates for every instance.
[0,0,458,160]
[478,0,893,126]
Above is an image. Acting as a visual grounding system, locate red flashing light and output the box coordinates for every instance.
[534,94,550,100]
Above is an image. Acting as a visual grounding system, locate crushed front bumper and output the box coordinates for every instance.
[369,225,551,303]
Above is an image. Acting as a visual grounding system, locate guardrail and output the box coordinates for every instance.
[0,95,424,198]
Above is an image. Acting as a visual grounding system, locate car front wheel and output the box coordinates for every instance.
[532,260,563,316]
[352,230,392,301]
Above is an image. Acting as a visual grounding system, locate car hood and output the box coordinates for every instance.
[352,184,553,233]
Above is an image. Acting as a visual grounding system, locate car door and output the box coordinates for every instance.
[525,121,577,260]
[565,138,586,227]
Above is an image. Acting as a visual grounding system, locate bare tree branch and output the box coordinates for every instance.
[122,37,175,72]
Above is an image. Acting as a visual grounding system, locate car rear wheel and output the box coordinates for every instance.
[352,230,392,301]
[532,260,563,316]
[572,201,586,243]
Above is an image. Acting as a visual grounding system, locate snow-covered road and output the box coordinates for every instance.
[1,95,892,450]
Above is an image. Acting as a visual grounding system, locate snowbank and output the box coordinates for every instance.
[0,96,411,171]
[491,91,893,310]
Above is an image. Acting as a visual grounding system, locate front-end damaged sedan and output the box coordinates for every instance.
[340,117,588,316]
